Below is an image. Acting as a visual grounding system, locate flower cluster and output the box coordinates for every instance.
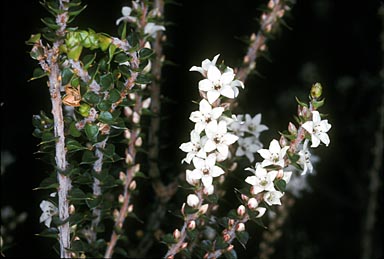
[228,113,268,162]
[179,54,243,194]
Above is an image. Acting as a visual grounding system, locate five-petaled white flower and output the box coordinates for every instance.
[245,163,278,195]
[189,154,225,188]
[189,99,224,133]
[39,200,58,228]
[257,139,289,168]
[243,113,269,137]
[236,137,263,162]
[204,120,239,159]
[179,130,207,164]
[302,111,332,148]
[263,191,284,206]
[190,54,220,77]
[198,66,244,104]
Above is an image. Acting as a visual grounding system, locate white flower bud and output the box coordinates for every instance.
[198,204,209,215]
[187,220,196,230]
[124,106,133,117]
[124,129,131,139]
[173,229,181,240]
[236,223,245,232]
[118,194,125,204]
[132,112,140,124]
[237,205,246,217]
[187,194,199,208]
[247,197,259,210]
[135,136,143,147]
[129,180,137,191]
[128,204,134,213]
[203,185,214,195]
[142,97,151,109]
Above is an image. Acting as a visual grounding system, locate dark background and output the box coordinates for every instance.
[1,0,383,258]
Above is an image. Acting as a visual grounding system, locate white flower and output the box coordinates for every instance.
[257,139,289,168]
[243,113,269,137]
[189,154,225,187]
[302,111,332,148]
[198,66,244,104]
[116,6,137,26]
[227,115,245,137]
[263,191,284,206]
[282,170,292,184]
[144,22,165,38]
[297,139,313,175]
[39,200,58,228]
[179,130,207,164]
[190,54,220,76]
[189,99,224,133]
[187,194,200,208]
[245,164,278,195]
[235,136,263,162]
[204,120,238,158]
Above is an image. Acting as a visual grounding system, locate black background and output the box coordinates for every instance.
[1,0,383,258]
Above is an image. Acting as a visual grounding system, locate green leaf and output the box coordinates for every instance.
[99,111,114,123]
[312,98,325,109]
[82,53,97,69]
[41,17,60,30]
[108,89,121,103]
[84,123,99,141]
[33,174,58,191]
[275,179,287,192]
[81,150,97,164]
[136,74,151,85]
[235,231,249,249]
[85,195,102,209]
[29,67,48,81]
[97,101,111,111]
[61,67,74,85]
[35,228,59,239]
[295,96,308,108]
[69,188,87,201]
[114,52,130,64]
[26,33,41,45]
[99,73,113,90]
[139,48,154,60]
[83,91,101,105]
[161,233,176,245]
[66,138,87,152]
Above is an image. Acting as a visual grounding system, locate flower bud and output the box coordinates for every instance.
[135,136,143,147]
[132,112,140,124]
[124,106,133,117]
[187,194,199,208]
[288,122,297,135]
[241,194,249,202]
[119,171,126,182]
[142,97,151,109]
[69,204,76,214]
[237,205,246,217]
[279,135,288,147]
[227,244,234,252]
[247,197,259,210]
[228,219,235,227]
[124,129,131,139]
[203,185,214,195]
[127,204,134,213]
[310,82,323,99]
[181,242,188,250]
[173,229,181,240]
[198,204,209,215]
[118,194,125,204]
[236,223,245,232]
[129,180,137,191]
[187,220,196,230]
